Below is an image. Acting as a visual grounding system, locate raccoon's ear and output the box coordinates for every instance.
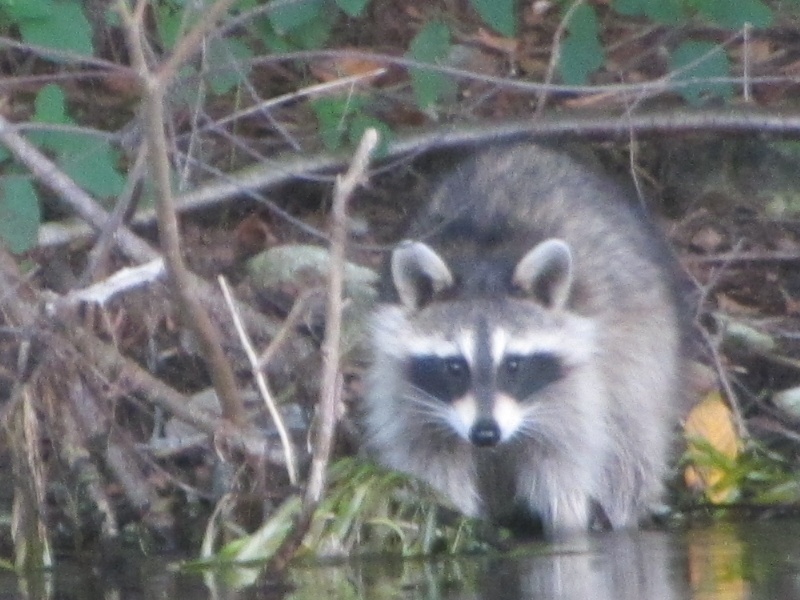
[391,240,454,310]
[513,238,574,310]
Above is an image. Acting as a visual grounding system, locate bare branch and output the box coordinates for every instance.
[218,276,299,485]
[305,127,379,505]
[265,128,379,572]
[119,0,246,426]
[159,0,239,84]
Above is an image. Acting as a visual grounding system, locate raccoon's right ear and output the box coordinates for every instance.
[391,241,454,310]
[513,238,574,310]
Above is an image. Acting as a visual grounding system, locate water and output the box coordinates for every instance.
[4,520,800,599]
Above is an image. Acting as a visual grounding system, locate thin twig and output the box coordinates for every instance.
[699,325,749,440]
[177,40,209,191]
[249,48,797,97]
[158,0,238,84]
[258,288,322,370]
[265,128,379,573]
[77,144,148,287]
[743,23,753,103]
[218,276,299,485]
[683,249,800,265]
[211,68,387,131]
[536,0,586,113]
[305,127,379,505]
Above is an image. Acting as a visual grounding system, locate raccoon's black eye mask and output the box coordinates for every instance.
[498,353,563,398]
[407,355,470,402]
[406,352,563,403]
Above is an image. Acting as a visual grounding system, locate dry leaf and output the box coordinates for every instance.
[471,28,518,54]
[310,55,388,83]
[684,391,741,503]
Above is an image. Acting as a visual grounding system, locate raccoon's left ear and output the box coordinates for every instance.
[391,240,454,310]
[513,238,574,310]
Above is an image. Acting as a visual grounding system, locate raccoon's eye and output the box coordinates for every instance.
[408,355,470,402]
[502,356,521,375]
[444,357,469,380]
[499,352,563,396]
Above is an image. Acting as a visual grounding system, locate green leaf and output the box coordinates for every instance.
[205,37,253,96]
[18,1,93,56]
[312,99,344,152]
[154,0,183,49]
[1,0,52,20]
[693,0,773,29]
[288,8,336,49]
[311,97,361,152]
[268,0,324,33]
[558,4,605,85]
[406,21,456,110]
[31,84,74,152]
[469,0,516,36]
[260,0,336,50]
[258,25,292,53]
[613,0,684,24]
[33,84,68,124]
[58,137,125,199]
[0,176,41,254]
[335,0,370,18]
[220,496,301,563]
[31,85,86,157]
[670,40,733,106]
[29,85,125,199]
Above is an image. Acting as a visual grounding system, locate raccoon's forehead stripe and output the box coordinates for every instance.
[491,328,508,365]
[403,330,476,362]
[503,322,596,363]
[403,322,596,365]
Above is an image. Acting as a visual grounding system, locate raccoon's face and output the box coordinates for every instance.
[376,238,598,448]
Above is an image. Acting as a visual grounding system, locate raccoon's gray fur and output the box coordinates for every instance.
[363,143,687,536]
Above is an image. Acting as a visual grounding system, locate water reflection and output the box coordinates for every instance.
[472,531,689,600]
[327,530,690,600]
[9,521,800,599]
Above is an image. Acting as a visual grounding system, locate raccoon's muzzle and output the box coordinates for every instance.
[470,417,501,447]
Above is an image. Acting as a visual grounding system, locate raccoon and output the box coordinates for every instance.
[362,143,687,536]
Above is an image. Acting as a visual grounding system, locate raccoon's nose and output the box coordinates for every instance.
[470,418,501,447]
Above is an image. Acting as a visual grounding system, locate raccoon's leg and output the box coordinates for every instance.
[539,488,593,535]
[519,468,595,535]
[595,453,667,529]
[422,463,482,517]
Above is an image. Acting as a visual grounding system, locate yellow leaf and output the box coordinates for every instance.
[683,391,741,503]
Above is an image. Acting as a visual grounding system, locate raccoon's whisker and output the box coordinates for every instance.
[516,420,562,447]
[400,390,451,418]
